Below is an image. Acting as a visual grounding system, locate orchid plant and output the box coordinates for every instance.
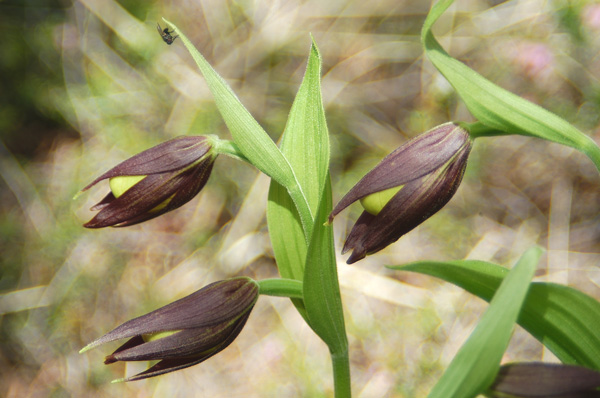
[79,0,600,396]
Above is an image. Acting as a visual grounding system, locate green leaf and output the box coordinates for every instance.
[391,257,600,371]
[267,181,309,318]
[279,37,330,216]
[422,0,600,172]
[303,178,346,353]
[267,182,307,281]
[266,38,331,320]
[303,177,350,397]
[415,247,541,398]
[163,19,314,236]
[267,38,347,396]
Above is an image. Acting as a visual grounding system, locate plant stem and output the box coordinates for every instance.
[259,278,351,396]
[463,121,600,173]
[332,350,351,398]
[211,138,249,162]
[462,121,510,139]
[258,278,304,299]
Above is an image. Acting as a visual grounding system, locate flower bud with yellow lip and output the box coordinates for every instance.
[359,185,404,215]
[80,277,259,381]
[81,136,216,228]
[109,175,146,198]
[329,123,472,264]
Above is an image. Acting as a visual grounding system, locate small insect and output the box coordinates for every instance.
[156,23,178,45]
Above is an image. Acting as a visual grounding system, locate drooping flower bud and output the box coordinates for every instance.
[81,136,215,228]
[329,123,472,264]
[80,277,259,381]
[487,362,600,397]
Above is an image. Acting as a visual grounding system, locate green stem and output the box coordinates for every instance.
[258,278,351,396]
[463,121,600,172]
[258,278,304,299]
[332,350,351,398]
[461,121,511,139]
[211,137,250,162]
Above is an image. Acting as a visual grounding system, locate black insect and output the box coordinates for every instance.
[156,23,178,45]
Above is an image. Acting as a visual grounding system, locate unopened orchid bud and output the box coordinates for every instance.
[329,123,472,264]
[81,277,259,381]
[81,136,216,228]
[487,362,600,397]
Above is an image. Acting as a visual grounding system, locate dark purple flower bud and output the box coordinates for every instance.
[80,277,259,381]
[329,123,472,264]
[487,362,600,397]
[81,136,215,228]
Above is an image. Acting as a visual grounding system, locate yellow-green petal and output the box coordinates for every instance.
[142,330,179,342]
[359,185,404,215]
[109,175,146,198]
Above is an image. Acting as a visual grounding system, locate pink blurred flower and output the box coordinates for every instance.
[511,42,554,79]
[582,4,600,30]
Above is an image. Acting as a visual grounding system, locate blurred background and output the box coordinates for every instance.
[1,0,600,396]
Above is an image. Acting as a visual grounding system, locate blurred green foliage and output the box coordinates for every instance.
[0,0,76,156]
[1,0,600,396]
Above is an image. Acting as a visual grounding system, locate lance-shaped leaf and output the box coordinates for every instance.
[163,19,314,237]
[391,258,600,370]
[267,38,330,320]
[422,0,600,172]
[303,178,350,396]
[423,247,541,398]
